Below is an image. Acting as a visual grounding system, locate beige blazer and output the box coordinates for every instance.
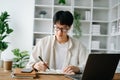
[26,35,88,72]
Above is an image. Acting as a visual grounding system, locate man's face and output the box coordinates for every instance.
[54,23,70,41]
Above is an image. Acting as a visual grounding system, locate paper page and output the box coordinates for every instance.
[37,69,65,75]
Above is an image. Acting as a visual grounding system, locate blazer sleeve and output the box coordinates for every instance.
[78,43,89,73]
[26,41,42,68]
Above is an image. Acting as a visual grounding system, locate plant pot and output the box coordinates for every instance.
[39,14,45,18]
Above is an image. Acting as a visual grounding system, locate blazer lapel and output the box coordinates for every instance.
[49,36,56,69]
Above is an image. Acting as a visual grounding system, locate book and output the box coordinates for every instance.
[85,11,91,20]
[11,73,34,79]
[92,24,101,35]
[12,68,36,78]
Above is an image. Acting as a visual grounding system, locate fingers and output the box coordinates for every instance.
[34,61,48,71]
[43,62,49,69]
[63,66,71,72]
[63,66,75,75]
[63,65,80,75]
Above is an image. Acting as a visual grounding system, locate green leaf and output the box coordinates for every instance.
[12,49,20,57]
[6,25,13,34]
[59,0,66,4]
[0,11,13,51]
[21,52,29,57]
[7,28,13,34]
[12,48,29,68]
[73,11,82,38]
[0,11,9,22]
[13,57,20,62]
[0,35,7,40]
[0,41,8,51]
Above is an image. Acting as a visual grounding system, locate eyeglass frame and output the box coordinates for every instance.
[53,25,70,33]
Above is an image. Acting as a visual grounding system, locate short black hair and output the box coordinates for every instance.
[53,11,73,27]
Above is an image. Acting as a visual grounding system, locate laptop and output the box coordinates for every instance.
[65,53,120,80]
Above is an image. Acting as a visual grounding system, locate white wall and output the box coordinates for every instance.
[0,0,34,59]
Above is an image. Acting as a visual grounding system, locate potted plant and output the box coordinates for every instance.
[58,0,66,5]
[73,11,82,38]
[12,48,29,68]
[39,11,47,18]
[0,11,13,67]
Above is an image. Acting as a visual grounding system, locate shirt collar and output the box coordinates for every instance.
[52,35,73,49]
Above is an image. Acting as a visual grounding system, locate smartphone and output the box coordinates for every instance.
[21,68,33,73]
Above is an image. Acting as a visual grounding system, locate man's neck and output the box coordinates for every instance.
[56,36,69,44]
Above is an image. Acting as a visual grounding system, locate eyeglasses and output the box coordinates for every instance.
[54,25,69,32]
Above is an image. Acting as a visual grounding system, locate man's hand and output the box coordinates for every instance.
[33,61,48,71]
[63,65,80,75]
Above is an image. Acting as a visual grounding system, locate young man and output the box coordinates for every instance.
[26,11,88,74]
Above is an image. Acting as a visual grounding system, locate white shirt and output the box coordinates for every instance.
[26,36,88,72]
[55,41,68,69]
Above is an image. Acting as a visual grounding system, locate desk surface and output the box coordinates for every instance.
[0,68,120,80]
[0,68,72,80]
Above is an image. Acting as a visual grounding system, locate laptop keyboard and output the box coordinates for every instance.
[64,74,82,80]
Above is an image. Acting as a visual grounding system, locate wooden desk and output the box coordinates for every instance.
[0,68,71,80]
[37,74,71,80]
[0,68,120,80]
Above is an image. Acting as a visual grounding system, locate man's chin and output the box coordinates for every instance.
[58,36,63,39]
[57,37,63,40]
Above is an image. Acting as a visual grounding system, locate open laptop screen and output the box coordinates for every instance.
[81,54,120,80]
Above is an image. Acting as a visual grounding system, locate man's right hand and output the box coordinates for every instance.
[33,61,48,71]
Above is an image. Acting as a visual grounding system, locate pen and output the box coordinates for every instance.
[38,56,50,70]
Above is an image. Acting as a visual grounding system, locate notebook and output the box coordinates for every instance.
[65,53,120,80]
[38,69,65,75]
[11,68,36,79]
